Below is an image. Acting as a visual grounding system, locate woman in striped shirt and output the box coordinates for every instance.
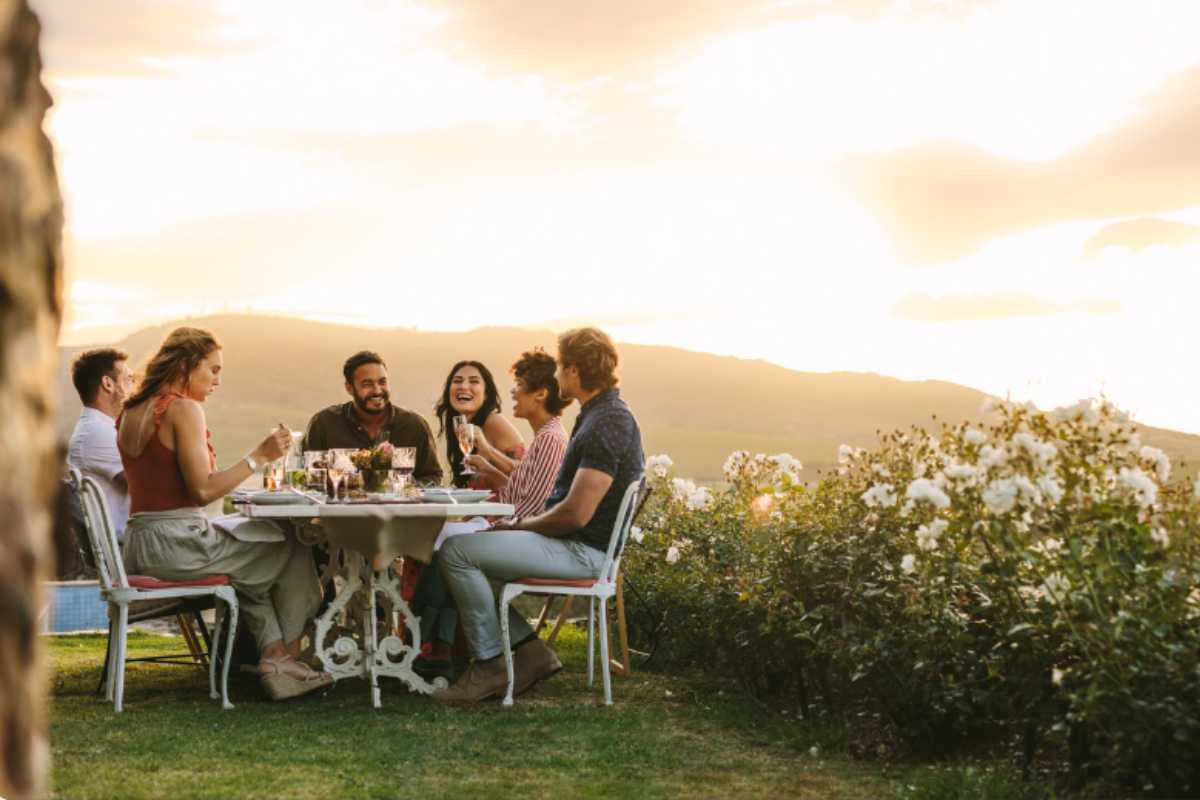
[465,348,569,522]
[409,349,569,681]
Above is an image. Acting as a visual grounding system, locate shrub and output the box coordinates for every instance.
[625,399,1200,796]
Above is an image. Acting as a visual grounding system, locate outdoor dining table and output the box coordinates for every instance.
[239,498,514,707]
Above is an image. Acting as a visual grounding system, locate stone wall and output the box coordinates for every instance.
[0,1,64,797]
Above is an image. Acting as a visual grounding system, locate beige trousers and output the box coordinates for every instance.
[123,508,320,650]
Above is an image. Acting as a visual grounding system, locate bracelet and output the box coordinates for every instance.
[244,455,258,472]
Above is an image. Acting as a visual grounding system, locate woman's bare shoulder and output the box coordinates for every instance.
[484,411,523,443]
[162,396,205,426]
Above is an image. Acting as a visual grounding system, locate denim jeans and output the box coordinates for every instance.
[438,531,605,660]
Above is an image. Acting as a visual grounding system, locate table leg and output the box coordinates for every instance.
[370,567,443,695]
[315,550,445,702]
[367,570,381,708]
[313,550,365,680]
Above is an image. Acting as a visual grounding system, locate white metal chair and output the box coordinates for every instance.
[499,477,645,706]
[68,469,240,712]
[61,475,215,695]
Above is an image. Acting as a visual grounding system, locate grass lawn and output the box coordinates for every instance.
[47,626,897,800]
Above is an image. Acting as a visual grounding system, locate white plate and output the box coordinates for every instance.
[242,490,318,505]
[420,489,492,504]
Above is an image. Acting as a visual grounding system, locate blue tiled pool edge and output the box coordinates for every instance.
[41,581,108,634]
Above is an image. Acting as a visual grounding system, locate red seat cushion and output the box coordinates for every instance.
[516,577,597,588]
[128,574,230,589]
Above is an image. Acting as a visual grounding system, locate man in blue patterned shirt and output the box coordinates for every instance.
[435,328,644,703]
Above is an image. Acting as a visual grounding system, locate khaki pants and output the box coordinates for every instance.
[123,508,320,650]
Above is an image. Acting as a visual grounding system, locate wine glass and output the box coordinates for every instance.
[304,450,327,493]
[390,446,417,495]
[453,415,476,475]
[283,430,305,486]
[327,452,353,502]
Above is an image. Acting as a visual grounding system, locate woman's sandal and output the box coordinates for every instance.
[259,656,333,701]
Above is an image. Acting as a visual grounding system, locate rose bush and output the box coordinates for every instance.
[624,399,1199,796]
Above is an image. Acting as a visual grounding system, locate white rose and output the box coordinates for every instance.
[982,478,1018,514]
[861,483,897,508]
[645,454,674,479]
[1037,474,1065,505]
[905,478,950,509]
[1138,446,1171,483]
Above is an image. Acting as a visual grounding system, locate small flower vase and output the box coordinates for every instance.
[363,469,388,493]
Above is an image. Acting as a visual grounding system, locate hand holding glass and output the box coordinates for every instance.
[454,415,476,475]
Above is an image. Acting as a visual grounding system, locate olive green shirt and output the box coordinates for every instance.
[302,402,443,484]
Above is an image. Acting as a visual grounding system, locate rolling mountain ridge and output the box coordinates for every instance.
[57,315,1200,482]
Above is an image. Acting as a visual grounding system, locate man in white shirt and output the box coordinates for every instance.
[67,348,135,538]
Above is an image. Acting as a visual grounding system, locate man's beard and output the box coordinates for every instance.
[354,389,390,415]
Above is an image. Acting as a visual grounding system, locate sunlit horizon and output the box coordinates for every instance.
[39,0,1200,434]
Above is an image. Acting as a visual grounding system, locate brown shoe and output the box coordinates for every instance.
[512,639,563,696]
[432,656,508,704]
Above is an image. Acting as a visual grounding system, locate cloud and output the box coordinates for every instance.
[893,293,1121,322]
[518,310,706,333]
[199,119,691,178]
[1083,217,1200,257]
[32,0,236,78]
[849,63,1200,264]
[417,0,982,81]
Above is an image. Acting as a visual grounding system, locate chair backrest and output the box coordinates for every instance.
[58,476,98,579]
[68,468,129,592]
[599,476,646,586]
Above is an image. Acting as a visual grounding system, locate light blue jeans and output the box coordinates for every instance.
[438,531,605,660]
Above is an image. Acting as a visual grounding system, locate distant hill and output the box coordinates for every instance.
[57,314,1200,483]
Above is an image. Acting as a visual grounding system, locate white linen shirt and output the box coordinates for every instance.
[67,407,130,538]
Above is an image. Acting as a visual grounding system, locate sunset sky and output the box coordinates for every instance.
[35,0,1200,433]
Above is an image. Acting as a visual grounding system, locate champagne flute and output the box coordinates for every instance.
[454,415,476,475]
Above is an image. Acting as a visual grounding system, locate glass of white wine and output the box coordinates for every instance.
[327,452,353,502]
[453,415,476,476]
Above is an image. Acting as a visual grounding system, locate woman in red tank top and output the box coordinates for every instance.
[118,326,331,700]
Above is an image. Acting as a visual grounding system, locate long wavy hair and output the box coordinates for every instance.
[124,327,222,410]
[434,360,502,486]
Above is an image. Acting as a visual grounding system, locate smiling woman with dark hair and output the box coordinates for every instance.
[434,360,523,488]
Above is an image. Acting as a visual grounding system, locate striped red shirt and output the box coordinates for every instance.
[500,417,567,522]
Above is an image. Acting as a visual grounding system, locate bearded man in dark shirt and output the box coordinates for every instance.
[434,328,644,704]
[302,351,441,484]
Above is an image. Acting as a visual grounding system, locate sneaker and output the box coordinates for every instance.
[512,639,563,697]
[431,656,507,704]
